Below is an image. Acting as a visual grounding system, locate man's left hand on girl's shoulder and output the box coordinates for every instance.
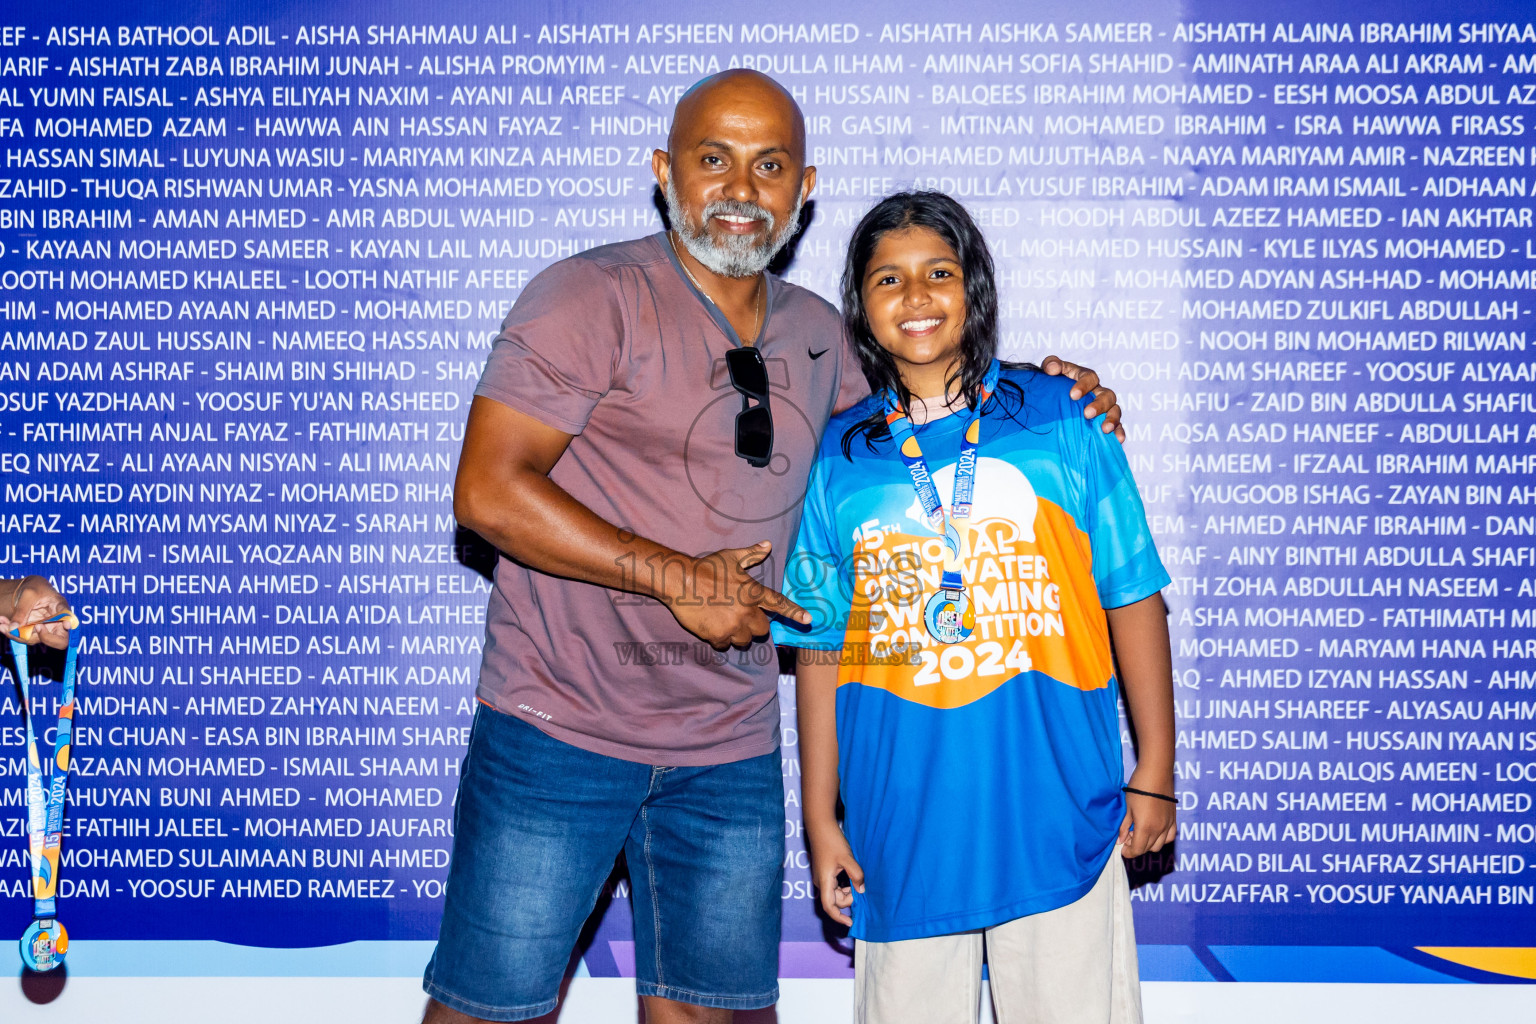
[1039,355,1125,442]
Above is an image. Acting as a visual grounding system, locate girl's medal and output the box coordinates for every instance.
[883,360,999,645]
[21,919,66,972]
[923,588,972,645]
[9,613,80,973]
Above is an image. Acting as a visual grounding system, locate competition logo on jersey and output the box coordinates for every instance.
[841,457,1114,710]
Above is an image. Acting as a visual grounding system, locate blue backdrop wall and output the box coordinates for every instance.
[1,0,1534,994]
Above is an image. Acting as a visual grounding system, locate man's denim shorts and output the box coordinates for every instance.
[423,703,784,1021]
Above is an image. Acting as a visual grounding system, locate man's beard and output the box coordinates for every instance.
[664,179,803,279]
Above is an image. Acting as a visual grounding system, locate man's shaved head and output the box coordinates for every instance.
[653,69,815,279]
[668,69,806,167]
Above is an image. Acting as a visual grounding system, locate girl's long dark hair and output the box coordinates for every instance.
[840,191,1032,456]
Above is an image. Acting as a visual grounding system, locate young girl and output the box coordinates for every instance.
[773,192,1177,1023]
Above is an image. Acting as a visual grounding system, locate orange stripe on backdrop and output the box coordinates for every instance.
[1415,947,1536,980]
[839,501,1113,710]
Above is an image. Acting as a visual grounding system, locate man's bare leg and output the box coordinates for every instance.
[420,994,731,1019]
[421,999,566,1024]
[423,999,500,1024]
[642,995,732,1024]
[423,995,733,1023]
[422,999,479,1024]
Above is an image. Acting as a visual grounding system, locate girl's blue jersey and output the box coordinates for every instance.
[773,368,1170,941]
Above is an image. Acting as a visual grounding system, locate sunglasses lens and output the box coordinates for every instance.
[725,347,769,396]
[736,406,772,463]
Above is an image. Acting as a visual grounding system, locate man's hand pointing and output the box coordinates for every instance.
[663,541,809,650]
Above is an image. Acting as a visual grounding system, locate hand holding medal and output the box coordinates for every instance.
[3,575,76,651]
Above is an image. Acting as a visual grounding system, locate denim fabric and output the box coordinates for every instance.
[423,704,784,1021]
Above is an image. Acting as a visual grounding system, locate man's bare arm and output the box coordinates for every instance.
[454,396,806,647]
[456,395,661,592]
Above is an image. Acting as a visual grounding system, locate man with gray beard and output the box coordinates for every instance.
[421,71,1121,1024]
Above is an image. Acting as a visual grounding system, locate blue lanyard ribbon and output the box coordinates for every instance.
[882,359,1000,591]
[10,616,80,925]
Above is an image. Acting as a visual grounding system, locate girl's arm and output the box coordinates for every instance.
[796,648,863,926]
[1106,593,1178,858]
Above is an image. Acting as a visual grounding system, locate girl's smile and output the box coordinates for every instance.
[897,316,945,336]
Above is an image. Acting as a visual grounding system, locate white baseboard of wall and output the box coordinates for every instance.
[4,977,1534,1023]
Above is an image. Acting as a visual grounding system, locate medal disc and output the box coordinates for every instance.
[21,918,66,972]
[924,589,973,645]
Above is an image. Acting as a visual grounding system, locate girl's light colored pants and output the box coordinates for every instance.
[855,849,1142,1024]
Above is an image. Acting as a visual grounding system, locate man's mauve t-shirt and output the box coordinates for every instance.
[472,233,868,765]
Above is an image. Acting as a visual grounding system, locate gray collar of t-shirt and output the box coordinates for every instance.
[655,231,779,349]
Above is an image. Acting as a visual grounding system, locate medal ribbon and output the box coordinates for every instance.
[882,359,1000,592]
[9,616,80,924]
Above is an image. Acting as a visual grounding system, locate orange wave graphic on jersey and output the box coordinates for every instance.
[839,501,1114,710]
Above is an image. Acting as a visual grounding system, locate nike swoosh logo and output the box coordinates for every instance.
[808,348,827,360]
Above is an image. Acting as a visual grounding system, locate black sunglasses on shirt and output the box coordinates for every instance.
[725,346,773,468]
